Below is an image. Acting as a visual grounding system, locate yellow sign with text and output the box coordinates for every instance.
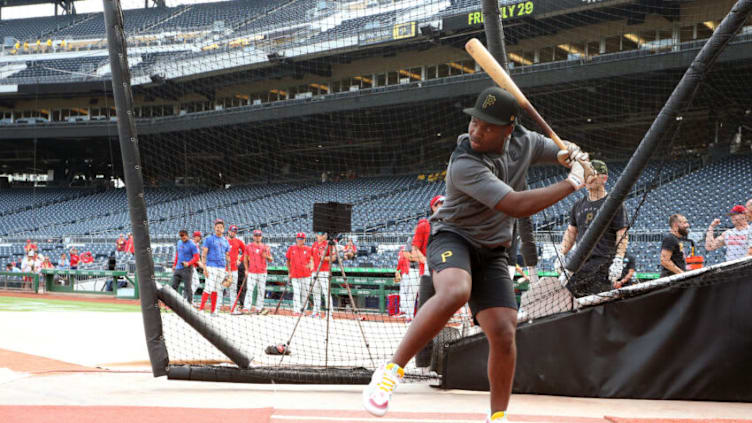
[393,22,416,40]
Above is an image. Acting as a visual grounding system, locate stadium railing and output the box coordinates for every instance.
[0,271,40,293]
[41,269,138,299]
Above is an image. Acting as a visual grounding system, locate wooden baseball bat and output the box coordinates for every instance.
[465,38,567,151]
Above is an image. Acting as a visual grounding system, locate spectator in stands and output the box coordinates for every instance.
[705,205,751,263]
[69,248,80,270]
[116,233,126,252]
[58,253,69,269]
[190,231,204,306]
[286,232,313,317]
[172,230,200,301]
[557,160,629,296]
[614,254,636,288]
[363,87,594,422]
[24,239,38,254]
[20,250,36,290]
[311,232,334,318]
[343,238,357,260]
[41,255,54,270]
[660,214,690,277]
[199,219,230,316]
[225,225,246,315]
[9,262,21,272]
[244,229,272,314]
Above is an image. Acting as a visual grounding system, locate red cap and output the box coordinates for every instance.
[430,195,445,208]
[296,232,306,239]
[193,231,202,237]
[253,230,263,236]
[26,239,31,242]
[229,225,238,232]
[728,205,746,215]
[213,218,225,226]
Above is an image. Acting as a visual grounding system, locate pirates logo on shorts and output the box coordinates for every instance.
[482,94,496,110]
[441,250,453,263]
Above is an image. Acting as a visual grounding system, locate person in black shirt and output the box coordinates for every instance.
[558,160,629,296]
[661,214,689,277]
[615,254,636,287]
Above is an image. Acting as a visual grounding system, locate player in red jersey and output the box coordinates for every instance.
[244,229,273,314]
[225,225,246,315]
[286,233,313,316]
[311,232,335,318]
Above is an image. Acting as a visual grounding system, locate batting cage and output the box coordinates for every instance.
[0,0,750,396]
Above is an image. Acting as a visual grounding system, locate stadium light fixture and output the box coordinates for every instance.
[508,53,532,66]
[703,21,717,31]
[398,69,421,80]
[623,33,645,46]
[447,62,475,73]
[557,44,583,57]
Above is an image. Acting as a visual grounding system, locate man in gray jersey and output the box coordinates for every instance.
[705,205,752,262]
[362,86,594,423]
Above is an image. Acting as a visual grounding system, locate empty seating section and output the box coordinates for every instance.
[147,0,271,33]
[11,57,105,79]
[0,15,77,42]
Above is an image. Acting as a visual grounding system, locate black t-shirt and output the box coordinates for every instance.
[569,196,628,260]
[619,254,636,281]
[660,232,687,277]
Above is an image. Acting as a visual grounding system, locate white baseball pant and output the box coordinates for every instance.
[245,272,267,310]
[291,277,310,314]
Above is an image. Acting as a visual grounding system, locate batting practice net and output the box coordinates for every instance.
[1,0,750,383]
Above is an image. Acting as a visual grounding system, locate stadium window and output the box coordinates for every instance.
[164,105,174,115]
[538,47,554,63]
[153,106,163,118]
[586,41,600,58]
[52,110,60,121]
[424,66,437,80]
[696,22,713,40]
[680,25,696,42]
[387,71,399,85]
[375,73,386,86]
[604,35,621,53]
[437,64,449,78]
[332,80,342,92]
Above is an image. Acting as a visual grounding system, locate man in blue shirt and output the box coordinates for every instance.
[199,219,230,315]
[172,229,200,302]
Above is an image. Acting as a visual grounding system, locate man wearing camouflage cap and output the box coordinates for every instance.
[558,160,630,293]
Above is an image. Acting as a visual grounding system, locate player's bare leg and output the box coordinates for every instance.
[475,306,517,414]
[364,267,471,417]
[391,267,471,367]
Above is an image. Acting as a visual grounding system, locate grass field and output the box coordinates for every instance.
[0,296,141,313]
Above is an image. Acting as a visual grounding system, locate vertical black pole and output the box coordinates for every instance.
[567,0,752,273]
[103,0,169,377]
[482,0,537,267]
[482,0,509,71]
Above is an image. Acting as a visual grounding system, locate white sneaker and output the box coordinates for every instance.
[362,363,403,417]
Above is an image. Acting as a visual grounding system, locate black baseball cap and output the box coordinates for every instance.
[463,86,519,126]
